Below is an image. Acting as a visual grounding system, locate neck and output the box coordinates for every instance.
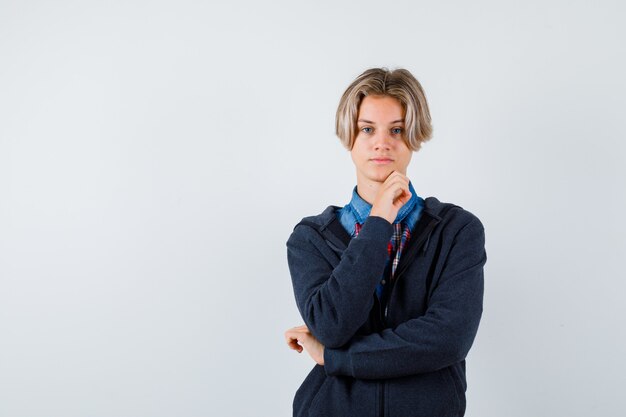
[355,177,382,205]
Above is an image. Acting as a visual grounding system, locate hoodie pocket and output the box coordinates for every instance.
[307,375,377,417]
[387,369,460,417]
[444,365,466,415]
[293,366,326,417]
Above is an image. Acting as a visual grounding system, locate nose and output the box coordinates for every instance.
[373,131,392,150]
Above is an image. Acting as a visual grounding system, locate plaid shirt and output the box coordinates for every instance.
[338,182,423,237]
[337,182,424,304]
[354,221,412,301]
[338,182,424,304]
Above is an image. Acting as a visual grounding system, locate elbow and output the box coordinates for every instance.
[447,343,472,365]
[306,320,353,349]
[317,329,352,349]
[444,326,480,365]
[303,305,355,348]
[430,340,472,371]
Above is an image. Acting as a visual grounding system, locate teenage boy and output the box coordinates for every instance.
[284,68,487,417]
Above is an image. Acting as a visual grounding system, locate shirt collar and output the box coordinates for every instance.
[348,181,420,225]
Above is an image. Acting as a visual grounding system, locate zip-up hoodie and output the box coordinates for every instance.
[286,196,486,417]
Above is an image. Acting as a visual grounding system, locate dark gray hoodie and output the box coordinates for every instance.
[287,197,487,417]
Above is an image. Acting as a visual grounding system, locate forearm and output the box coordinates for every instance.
[288,215,392,348]
[324,219,486,379]
[323,298,482,379]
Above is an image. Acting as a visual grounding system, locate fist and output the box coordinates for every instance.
[284,325,325,366]
[369,171,412,224]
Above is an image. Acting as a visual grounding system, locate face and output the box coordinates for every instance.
[351,95,413,184]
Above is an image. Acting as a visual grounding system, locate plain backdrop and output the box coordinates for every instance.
[1,1,625,416]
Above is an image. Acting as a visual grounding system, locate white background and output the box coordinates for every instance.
[1,1,625,416]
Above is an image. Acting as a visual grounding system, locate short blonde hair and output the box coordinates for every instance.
[335,68,433,151]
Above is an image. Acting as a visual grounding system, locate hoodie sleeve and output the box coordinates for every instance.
[287,215,393,348]
[323,216,486,379]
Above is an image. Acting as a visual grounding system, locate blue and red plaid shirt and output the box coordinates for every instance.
[337,182,424,301]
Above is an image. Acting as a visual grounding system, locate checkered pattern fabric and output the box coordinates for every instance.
[355,221,412,300]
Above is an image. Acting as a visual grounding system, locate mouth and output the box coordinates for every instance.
[370,158,394,164]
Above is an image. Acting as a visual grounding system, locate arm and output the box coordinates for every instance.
[287,172,412,348]
[287,215,392,348]
[323,217,486,379]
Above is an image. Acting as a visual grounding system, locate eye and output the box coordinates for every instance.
[360,126,373,134]
[391,127,403,135]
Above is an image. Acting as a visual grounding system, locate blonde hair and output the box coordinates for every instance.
[335,68,433,151]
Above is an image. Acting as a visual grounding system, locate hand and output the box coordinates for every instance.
[284,325,325,366]
[369,171,412,224]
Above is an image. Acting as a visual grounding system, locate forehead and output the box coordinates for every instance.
[357,95,405,122]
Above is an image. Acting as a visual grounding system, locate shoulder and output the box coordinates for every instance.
[286,205,339,245]
[422,197,487,264]
[292,205,340,230]
[423,196,485,235]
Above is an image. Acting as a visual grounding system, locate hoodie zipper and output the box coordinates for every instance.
[383,215,440,320]
[379,381,385,417]
[373,295,386,417]
[319,207,448,417]
[377,214,440,417]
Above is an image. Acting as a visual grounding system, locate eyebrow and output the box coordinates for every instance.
[357,119,405,124]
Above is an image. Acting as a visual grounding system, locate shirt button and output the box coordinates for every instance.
[381,280,386,285]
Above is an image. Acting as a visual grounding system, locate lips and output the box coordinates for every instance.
[370,157,394,164]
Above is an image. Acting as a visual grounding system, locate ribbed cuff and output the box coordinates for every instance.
[357,215,393,241]
[323,345,353,377]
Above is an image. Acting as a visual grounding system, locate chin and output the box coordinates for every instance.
[357,165,401,183]
[368,170,394,183]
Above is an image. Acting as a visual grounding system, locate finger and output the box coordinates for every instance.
[389,183,410,199]
[287,325,308,333]
[400,186,413,201]
[395,193,411,207]
[384,177,410,192]
[287,339,303,352]
[384,171,409,183]
[392,188,412,208]
[285,328,311,340]
[284,326,308,339]
[284,330,301,344]
[285,333,304,352]
[383,174,406,186]
[385,170,404,180]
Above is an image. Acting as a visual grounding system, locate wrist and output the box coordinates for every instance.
[369,209,393,224]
